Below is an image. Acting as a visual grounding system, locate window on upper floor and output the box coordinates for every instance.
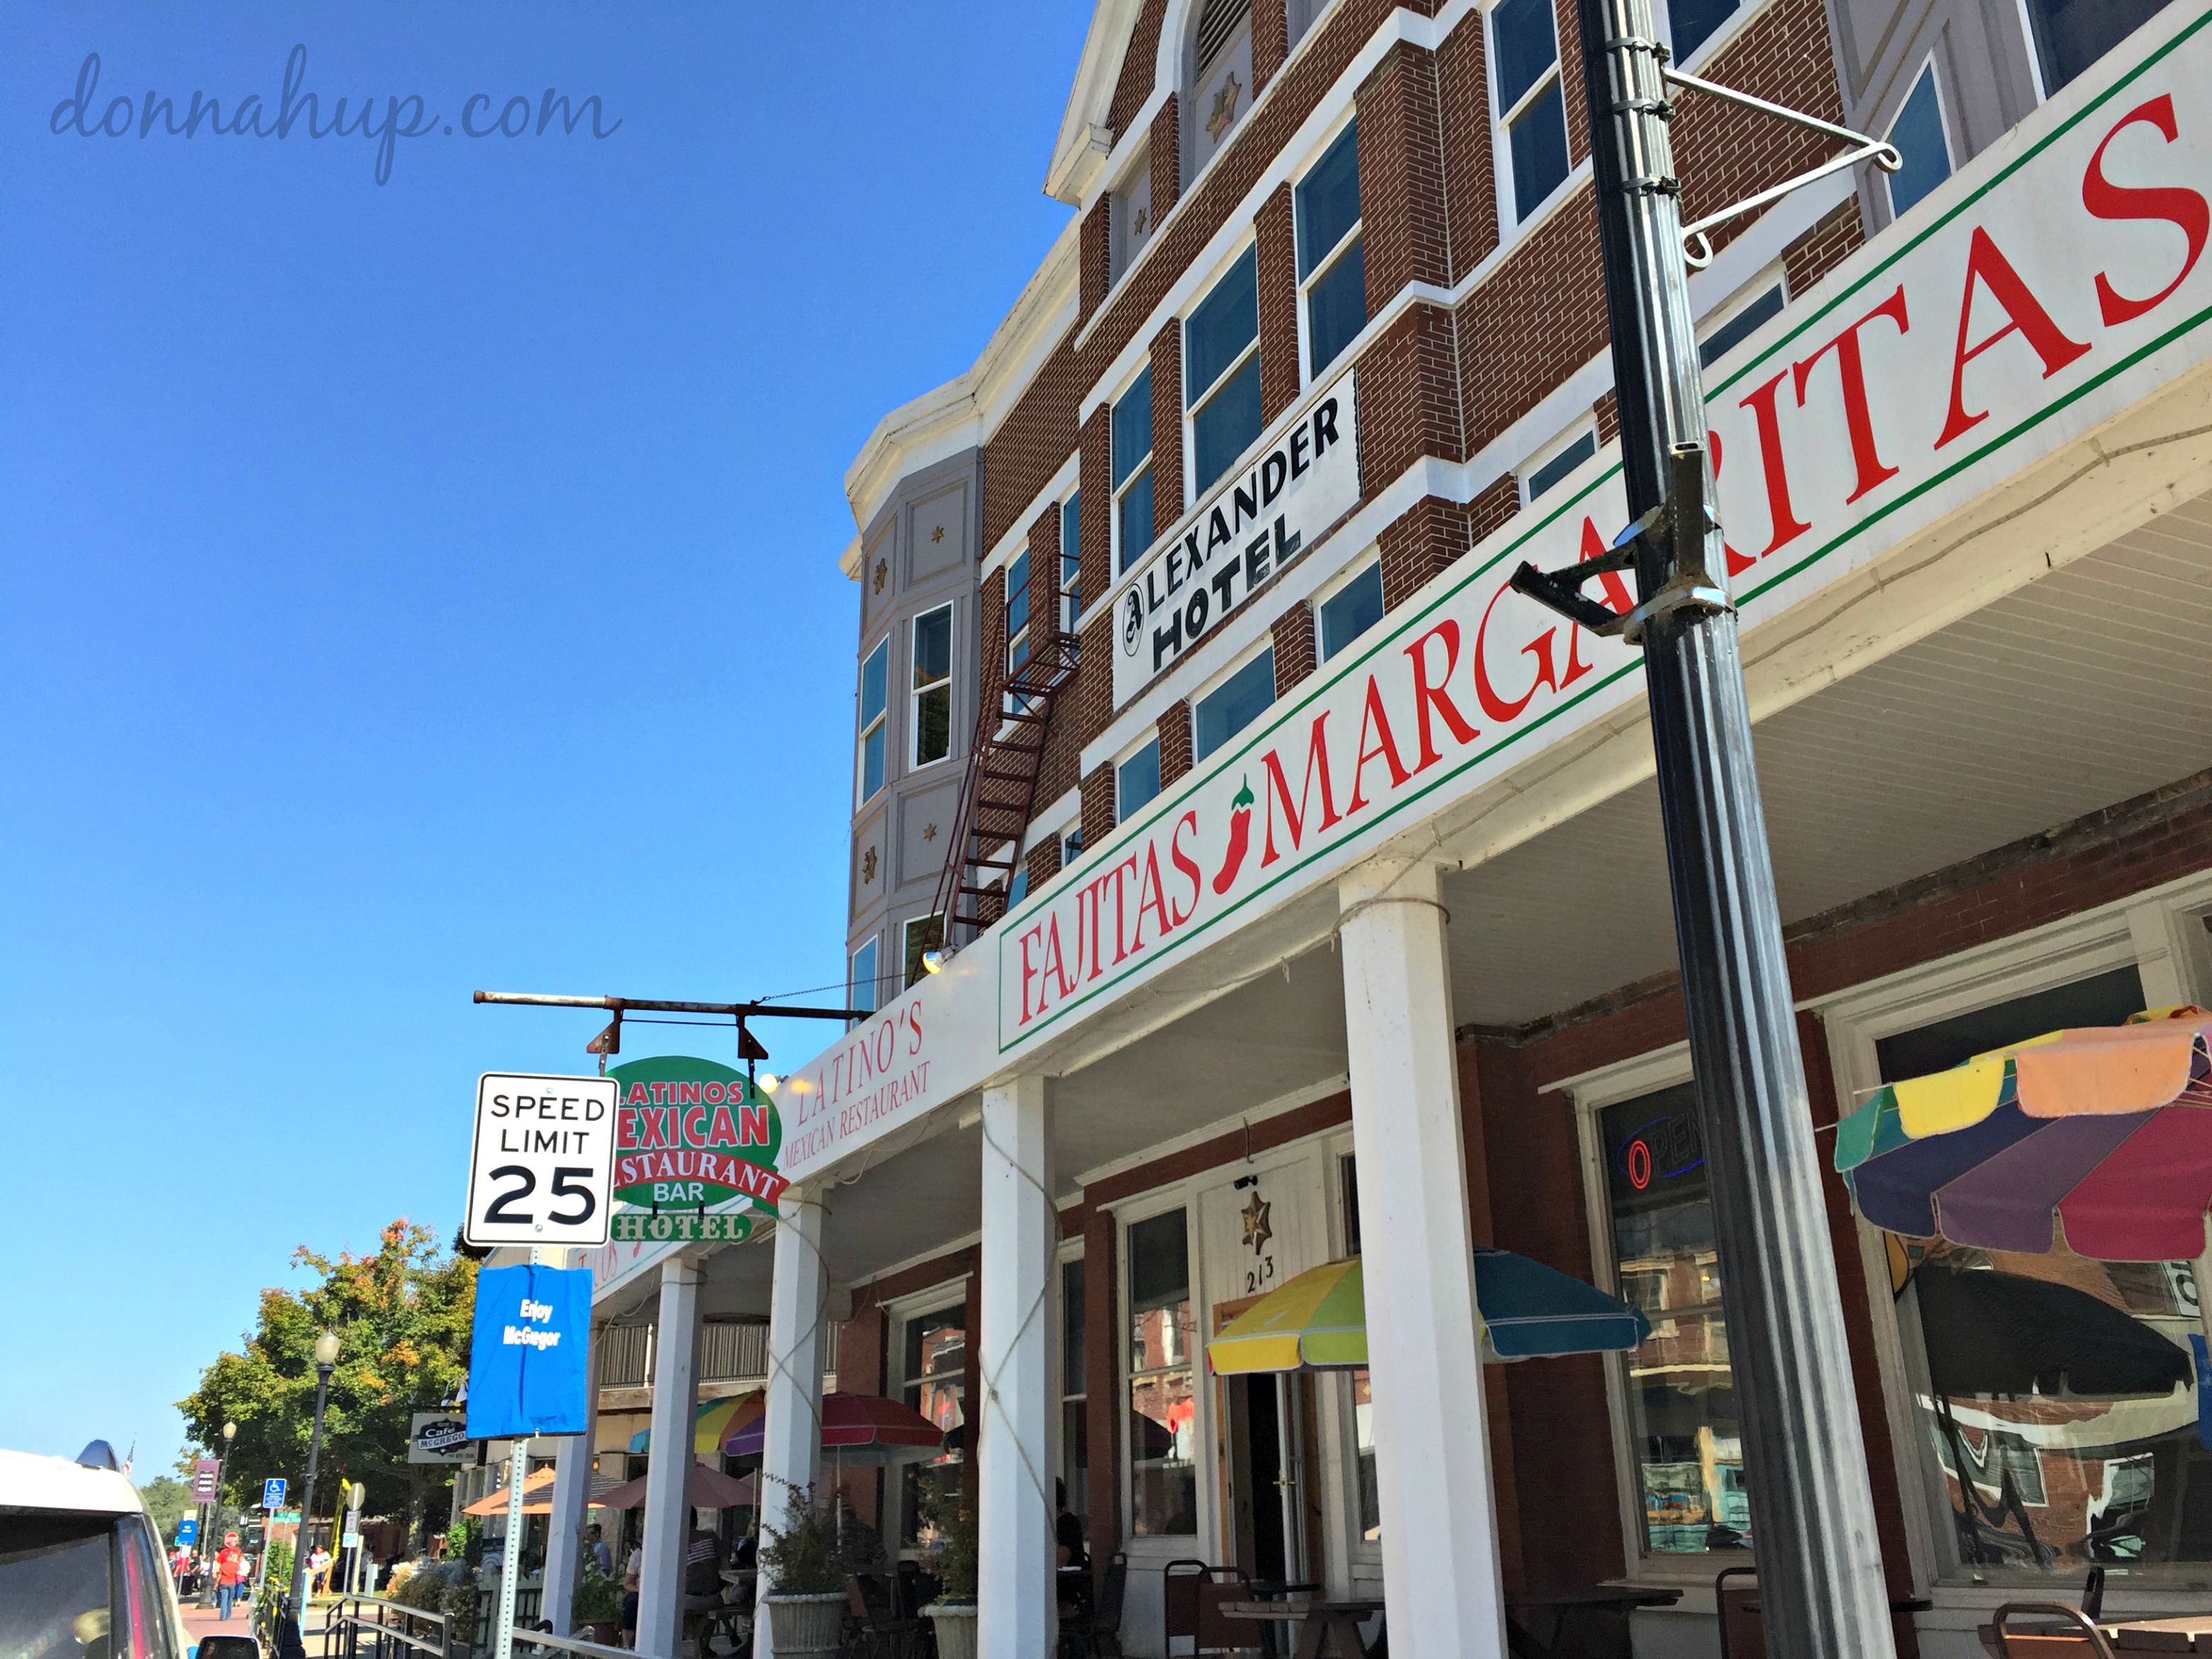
[1298,122,1366,378]
[1885,60,1954,220]
[1061,823,1085,867]
[1189,0,1255,182]
[1061,493,1083,628]
[1319,561,1385,661]
[911,604,953,768]
[1115,369,1156,574]
[849,936,879,1021]
[1112,146,1156,283]
[1491,0,1572,226]
[1665,0,1740,64]
[1006,551,1032,678]
[903,913,943,990]
[2023,0,2173,96]
[1188,246,1263,494]
[1194,646,1276,761]
[858,635,890,803]
[1698,279,1786,369]
[1117,738,1163,821]
[1520,425,1597,505]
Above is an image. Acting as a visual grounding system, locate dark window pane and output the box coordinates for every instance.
[1119,467,1156,571]
[1308,238,1368,376]
[915,685,950,764]
[1510,81,1571,219]
[1667,0,1740,62]
[912,606,952,687]
[1007,552,1031,641]
[1062,495,1082,595]
[1320,564,1385,660]
[0,1512,112,1659]
[1114,368,1154,487]
[1524,430,1597,501]
[851,940,878,1015]
[1187,247,1261,401]
[1129,1210,1190,1311]
[1492,0,1560,111]
[1297,122,1361,278]
[1192,356,1264,492]
[1117,740,1163,820]
[1194,648,1276,759]
[1885,66,1952,219]
[1063,1257,1087,1387]
[862,726,885,799]
[1875,965,2146,1083]
[2025,0,2173,94]
[859,639,888,726]
[1698,285,1786,370]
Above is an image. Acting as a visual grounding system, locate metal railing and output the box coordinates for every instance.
[322,1594,451,1659]
[505,1630,658,1659]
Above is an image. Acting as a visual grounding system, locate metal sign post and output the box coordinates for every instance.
[1507,1,1903,1653]
[495,1436,530,1659]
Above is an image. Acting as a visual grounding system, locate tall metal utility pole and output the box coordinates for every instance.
[1513,2,1901,1653]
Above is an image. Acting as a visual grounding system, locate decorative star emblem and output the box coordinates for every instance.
[862,846,878,883]
[931,525,945,543]
[1241,1190,1272,1255]
[922,822,938,842]
[873,559,887,594]
[1206,74,1242,144]
[1133,204,1150,238]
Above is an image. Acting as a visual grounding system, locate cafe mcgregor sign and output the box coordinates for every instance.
[999,8,2212,1045]
[1111,371,1360,707]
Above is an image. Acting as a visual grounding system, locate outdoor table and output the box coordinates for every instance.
[1506,1585,1680,1656]
[1221,1597,1385,1659]
[1977,1607,2212,1653]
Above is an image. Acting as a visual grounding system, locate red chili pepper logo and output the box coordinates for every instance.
[1212,777,1255,895]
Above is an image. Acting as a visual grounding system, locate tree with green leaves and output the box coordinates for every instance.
[138,1475,194,1543]
[177,1220,477,1549]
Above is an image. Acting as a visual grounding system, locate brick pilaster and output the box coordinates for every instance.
[1149,322,1184,533]
[1081,763,1116,849]
[1257,184,1300,423]
[1271,603,1317,694]
[1252,0,1291,96]
[1158,701,1194,787]
[1357,42,1450,313]
[1081,201,1112,325]
[1149,95,1182,223]
[1378,495,1473,612]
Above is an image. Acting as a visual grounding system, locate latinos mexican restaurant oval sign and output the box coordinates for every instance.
[609,1055,787,1218]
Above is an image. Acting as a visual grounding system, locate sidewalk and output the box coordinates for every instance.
[180,1594,340,1651]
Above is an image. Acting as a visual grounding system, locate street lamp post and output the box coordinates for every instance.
[289,1332,342,1621]
[195,1422,235,1609]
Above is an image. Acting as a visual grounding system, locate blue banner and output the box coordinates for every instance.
[2194,1334,2212,1452]
[466,1264,593,1439]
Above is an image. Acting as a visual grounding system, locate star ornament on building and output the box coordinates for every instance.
[922,822,938,842]
[1206,74,1242,145]
[862,846,878,883]
[1241,1189,1272,1255]
[873,559,887,594]
[931,525,945,542]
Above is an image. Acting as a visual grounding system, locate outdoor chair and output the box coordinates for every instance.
[1059,1553,1127,1659]
[1196,1569,1257,1656]
[1165,1561,1209,1658]
[848,1572,928,1659]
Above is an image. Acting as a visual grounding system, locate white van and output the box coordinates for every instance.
[0,1441,223,1659]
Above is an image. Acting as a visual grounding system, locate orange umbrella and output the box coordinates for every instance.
[462,1465,558,1516]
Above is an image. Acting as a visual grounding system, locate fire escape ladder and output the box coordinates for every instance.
[931,630,1081,948]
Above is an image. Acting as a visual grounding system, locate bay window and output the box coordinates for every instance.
[858,636,890,802]
[911,604,953,768]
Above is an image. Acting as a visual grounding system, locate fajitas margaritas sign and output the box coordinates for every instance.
[609,1056,786,1232]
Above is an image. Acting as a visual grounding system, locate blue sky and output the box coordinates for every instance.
[0,1,1086,1469]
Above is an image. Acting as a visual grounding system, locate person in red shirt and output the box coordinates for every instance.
[215,1534,247,1620]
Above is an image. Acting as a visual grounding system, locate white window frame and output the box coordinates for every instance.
[1006,549,1034,680]
[858,634,891,805]
[909,603,955,771]
[1192,640,1278,762]
[1060,494,1084,633]
[1057,1238,1089,1535]
[1485,0,1575,234]
[886,1281,972,1553]
[1517,419,1600,508]
[1650,0,1763,74]
[1295,119,1364,386]
[849,934,880,1022]
[1883,54,1956,225]
[1314,555,1385,663]
[1696,262,1789,371]
[1184,240,1264,499]
[1184,0,1257,195]
[1116,734,1165,822]
[1114,369,1157,576]
[1114,1192,1207,1554]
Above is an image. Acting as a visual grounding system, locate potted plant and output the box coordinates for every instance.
[919,1472,978,1659]
[757,1481,846,1659]
[572,1569,623,1646]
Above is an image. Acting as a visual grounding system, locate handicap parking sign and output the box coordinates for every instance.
[262,1477,286,1509]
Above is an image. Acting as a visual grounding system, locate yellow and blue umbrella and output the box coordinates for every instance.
[627,1391,764,1455]
[1207,1251,1648,1375]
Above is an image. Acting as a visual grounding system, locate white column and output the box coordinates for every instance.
[540,1320,601,1635]
[978,1076,1055,1659]
[757,1187,829,1659]
[1337,858,1507,1659]
[636,1259,703,1659]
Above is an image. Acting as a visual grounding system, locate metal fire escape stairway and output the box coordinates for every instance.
[931,629,1081,947]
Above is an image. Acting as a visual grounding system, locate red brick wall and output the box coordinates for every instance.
[1151,96,1182,221]
[1785,197,1868,298]
[1271,601,1316,694]
[1107,0,1169,139]
[1158,699,1194,786]
[1252,0,1291,96]
[984,333,1083,564]
[1670,0,1844,253]
[1081,1206,1122,1579]
[1026,834,1064,892]
[1150,320,1186,531]
[1358,42,1451,305]
[1466,470,1520,547]
[1081,762,1115,848]
[1377,494,1472,611]
[1437,12,1498,281]
[980,564,1008,738]
[1256,185,1300,424]
[1359,302,1465,492]
[1454,195,1609,456]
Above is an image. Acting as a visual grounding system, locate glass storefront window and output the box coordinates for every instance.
[1128,1209,1198,1535]
[900,1303,967,1546]
[1882,965,2212,1573]
[1600,1083,1748,1556]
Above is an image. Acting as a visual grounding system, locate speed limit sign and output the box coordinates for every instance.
[463,1073,619,1248]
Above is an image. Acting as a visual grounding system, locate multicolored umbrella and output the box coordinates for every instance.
[627,1391,764,1456]
[1834,1007,2212,1261]
[722,1392,943,1464]
[1206,1251,1650,1375]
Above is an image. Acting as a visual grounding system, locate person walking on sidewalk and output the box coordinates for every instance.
[215,1535,246,1620]
[307,1545,332,1597]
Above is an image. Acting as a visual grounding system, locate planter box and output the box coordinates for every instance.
[926,1603,977,1659]
[764,1592,846,1659]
